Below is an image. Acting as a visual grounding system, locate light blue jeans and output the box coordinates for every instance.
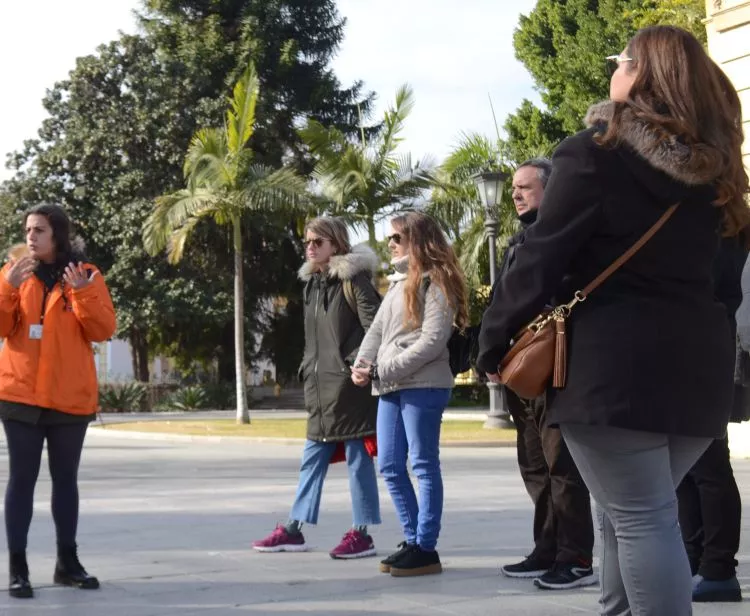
[289,439,381,526]
[377,388,451,551]
[561,424,711,616]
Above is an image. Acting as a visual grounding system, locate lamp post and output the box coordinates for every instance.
[472,168,512,429]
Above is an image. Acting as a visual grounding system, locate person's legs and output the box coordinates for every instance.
[2,421,45,554]
[328,440,381,560]
[507,392,556,565]
[45,423,98,590]
[253,439,335,553]
[685,437,741,581]
[540,414,593,567]
[400,388,451,551]
[388,388,450,578]
[289,439,337,525]
[344,439,381,527]
[377,392,418,545]
[676,472,703,576]
[561,424,709,616]
[46,423,88,547]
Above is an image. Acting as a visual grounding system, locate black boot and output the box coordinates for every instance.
[53,543,100,590]
[9,551,33,599]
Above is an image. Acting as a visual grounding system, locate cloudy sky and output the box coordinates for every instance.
[0,0,539,183]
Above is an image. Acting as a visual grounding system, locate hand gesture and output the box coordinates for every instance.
[4,257,37,289]
[63,262,97,290]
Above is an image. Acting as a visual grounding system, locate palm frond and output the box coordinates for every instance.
[166,216,204,264]
[237,165,309,214]
[143,189,223,256]
[227,62,259,154]
[184,128,232,189]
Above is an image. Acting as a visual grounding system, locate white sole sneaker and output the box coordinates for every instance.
[252,543,308,553]
[501,567,550,579]
[534,571,598,590]
[330,547,377,560]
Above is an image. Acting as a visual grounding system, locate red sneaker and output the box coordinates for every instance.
[329,529,377,560]
[252,525,308,553]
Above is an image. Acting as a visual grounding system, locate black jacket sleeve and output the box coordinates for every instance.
[476,133,603,374]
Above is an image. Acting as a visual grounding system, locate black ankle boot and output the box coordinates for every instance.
[53,543,100,590]
[9,551,33,599]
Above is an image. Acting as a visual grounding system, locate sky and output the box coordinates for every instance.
[0,0,540,184]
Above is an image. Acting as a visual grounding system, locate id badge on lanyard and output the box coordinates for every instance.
[30,287,49,340]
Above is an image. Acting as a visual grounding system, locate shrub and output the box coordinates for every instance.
[170,385,209,411]
[99,382,147,413]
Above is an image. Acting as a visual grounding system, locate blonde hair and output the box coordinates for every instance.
[304,217,352,255]
[7,243,29,261]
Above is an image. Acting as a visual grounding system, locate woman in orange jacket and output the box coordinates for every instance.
[0,204,116,599]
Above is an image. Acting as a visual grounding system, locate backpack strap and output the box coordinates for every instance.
[342,279,358,319]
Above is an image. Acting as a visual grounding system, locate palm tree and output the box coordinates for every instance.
[143,63,306,424]
[300,84,431,246]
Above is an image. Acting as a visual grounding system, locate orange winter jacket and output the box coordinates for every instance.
[0,263,116,415]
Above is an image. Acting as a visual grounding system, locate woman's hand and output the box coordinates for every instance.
[486,372,502,384]
[351,366,371,387]
[4,257,37,289]
[63,262,97,290]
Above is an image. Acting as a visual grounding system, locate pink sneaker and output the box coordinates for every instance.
[252,525,308,553]
[329,529,377,560]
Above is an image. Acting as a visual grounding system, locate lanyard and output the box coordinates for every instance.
[40,286,50,325]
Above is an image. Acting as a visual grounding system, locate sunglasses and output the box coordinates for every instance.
[303,237,329,248]
[606,54,633,76]
[386,233,402,245]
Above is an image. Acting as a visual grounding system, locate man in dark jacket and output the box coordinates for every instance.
[495,159,595,590]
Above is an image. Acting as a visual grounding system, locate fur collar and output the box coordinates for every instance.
[298,243,380,282]
[584,100,720,186]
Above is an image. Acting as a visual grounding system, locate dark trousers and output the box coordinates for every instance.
[676,436,741,580]
[3,420,88,553]
[506,389,594,565]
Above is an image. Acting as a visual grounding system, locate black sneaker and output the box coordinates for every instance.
[379,541,412,573]
[501,556,553,579]
[389,545,442,577]
[534,562,597,590]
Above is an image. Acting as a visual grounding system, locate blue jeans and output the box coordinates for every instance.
[290,439,381,526]
[377,388,451,551]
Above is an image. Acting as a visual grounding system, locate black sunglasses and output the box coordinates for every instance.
[386,233,402,245]
[303,238,329,248]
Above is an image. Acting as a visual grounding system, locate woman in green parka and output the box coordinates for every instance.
[253,217,382,559]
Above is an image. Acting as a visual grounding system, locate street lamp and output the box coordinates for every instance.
[472,168,512,429]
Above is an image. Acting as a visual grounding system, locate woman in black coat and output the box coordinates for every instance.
[477,26,749,616]
[253,217,382,559]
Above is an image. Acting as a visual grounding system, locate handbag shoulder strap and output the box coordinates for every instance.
[580,203,679,299]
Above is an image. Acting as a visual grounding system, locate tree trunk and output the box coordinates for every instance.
[129,328,150,383]
[367,216,377,248]
[233,217,250,424]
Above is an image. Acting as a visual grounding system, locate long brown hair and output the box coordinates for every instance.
[599,26,750,236]
[391,211,469,330]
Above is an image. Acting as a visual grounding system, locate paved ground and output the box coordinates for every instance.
[0,429,747,615]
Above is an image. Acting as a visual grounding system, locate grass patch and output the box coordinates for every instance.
[96,419,516,443]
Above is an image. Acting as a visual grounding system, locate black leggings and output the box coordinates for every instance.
[2,420,88,553]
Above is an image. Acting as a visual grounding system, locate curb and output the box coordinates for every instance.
[88,427,516,448]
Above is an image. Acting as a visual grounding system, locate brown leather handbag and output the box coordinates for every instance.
[497,204,678,400]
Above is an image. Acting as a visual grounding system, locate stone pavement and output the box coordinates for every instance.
[0,430,747,615]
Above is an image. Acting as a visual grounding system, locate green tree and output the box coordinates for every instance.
[300,85,432,245]
[505,0,707,153]
[143,63,306,424]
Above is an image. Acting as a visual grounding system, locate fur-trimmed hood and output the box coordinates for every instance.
[584,100,721,187]
[298,243,380,282]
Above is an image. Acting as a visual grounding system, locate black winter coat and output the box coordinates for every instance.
[477,101,735,439]
[299,245,381,442]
